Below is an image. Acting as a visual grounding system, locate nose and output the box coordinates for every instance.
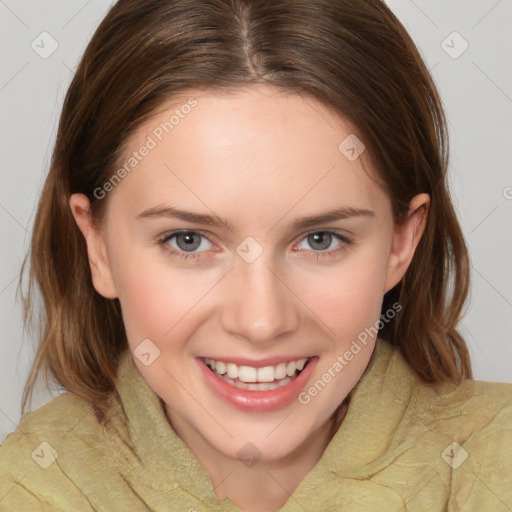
[220,254,300,346]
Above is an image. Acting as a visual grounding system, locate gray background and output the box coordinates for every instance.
[1,0,511,445]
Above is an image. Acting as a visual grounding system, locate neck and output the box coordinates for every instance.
[165,401,349,512]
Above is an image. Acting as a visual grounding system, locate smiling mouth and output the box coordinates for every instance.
[202,357,311,391]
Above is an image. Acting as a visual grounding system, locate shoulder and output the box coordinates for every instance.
[371,341,512,453]
[414,373,512,440]
[372,344,512,508]
[0,393,105,511]
[376,341,512,439]
[412,374,512,509]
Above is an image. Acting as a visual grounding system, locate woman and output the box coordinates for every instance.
[1,0,511,510]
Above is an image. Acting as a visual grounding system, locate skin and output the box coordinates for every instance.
[70,84,429,512]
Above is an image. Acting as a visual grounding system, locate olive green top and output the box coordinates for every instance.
[1,339,511,511]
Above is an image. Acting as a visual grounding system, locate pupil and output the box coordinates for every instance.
[177,233,200,251]
[309,232,331,250]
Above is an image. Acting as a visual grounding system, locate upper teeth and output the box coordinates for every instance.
[205,358,308,383]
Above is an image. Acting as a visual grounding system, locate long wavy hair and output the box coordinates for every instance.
[18,0,472,425]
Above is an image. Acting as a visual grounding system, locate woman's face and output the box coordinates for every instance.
[71,84,427,463]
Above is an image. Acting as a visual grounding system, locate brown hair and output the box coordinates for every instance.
[19,0,472,425]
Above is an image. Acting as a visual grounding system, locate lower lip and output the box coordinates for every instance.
[197,357,318,412]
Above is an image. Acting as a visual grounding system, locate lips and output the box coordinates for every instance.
[197,356,318,412]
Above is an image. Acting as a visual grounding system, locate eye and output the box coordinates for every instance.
[157,229,352,263]
[294,230,351,260]
[158,230,214,260]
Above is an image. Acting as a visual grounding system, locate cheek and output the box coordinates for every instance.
[111,228,391,347]
[293,248,389,339]
[112,249,199,342]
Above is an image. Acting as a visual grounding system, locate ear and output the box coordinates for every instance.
[69,193,118,299]
[383,193,430,294]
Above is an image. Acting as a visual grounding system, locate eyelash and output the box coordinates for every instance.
[157,229,352,262]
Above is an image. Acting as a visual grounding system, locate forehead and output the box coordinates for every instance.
[105,84,388,222]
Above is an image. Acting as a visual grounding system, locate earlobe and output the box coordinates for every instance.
[69,193,118,299]
[383,193,430,294]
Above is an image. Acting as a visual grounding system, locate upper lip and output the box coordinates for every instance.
[199,355,314,368]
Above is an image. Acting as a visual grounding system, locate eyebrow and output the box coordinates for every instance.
[135,205,375,231]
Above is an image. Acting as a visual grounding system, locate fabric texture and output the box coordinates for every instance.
[1,339,511,511]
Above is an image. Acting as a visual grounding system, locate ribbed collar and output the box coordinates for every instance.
[107,339,418,509]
